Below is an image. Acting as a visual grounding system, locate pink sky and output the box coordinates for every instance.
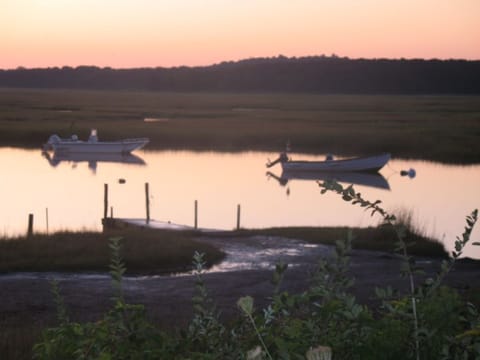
[1,0,479,69]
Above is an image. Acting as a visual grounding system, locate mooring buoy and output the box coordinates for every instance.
[400,168,416,178]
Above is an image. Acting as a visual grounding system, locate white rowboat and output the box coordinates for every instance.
[267,153,391,173]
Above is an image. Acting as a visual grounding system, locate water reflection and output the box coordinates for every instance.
[0,148,479,259]
[266,170,391,191]
[42,151,146,173]
[199,235,330,273]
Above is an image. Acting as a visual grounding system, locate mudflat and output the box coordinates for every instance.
[2,235,479,332]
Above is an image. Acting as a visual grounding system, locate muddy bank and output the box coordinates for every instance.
[1,235,479,336]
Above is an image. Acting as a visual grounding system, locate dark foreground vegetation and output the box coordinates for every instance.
[1,56,480,94]
[1,89,479,163]
[22,184,480,360]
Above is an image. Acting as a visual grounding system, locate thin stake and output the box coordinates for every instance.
[45,208,49,235]
[27,213,34,237]
[194,200,198,229]
[237,204,241,230]
[145,182,150,224]
[103,183,108,220]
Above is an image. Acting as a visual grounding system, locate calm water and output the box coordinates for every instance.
[1,148,479,259]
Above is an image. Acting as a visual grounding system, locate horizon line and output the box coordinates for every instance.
[2,54,480,71]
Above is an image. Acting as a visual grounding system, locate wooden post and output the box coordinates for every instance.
[236,204,241,230]
[45,208,49,235]
[103,183,108,220]
[27,213,34,237]
[145,182,150,224]
[194,200,198,229]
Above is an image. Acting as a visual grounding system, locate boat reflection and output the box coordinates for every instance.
[42,151,146,173]
[266,169,391,191]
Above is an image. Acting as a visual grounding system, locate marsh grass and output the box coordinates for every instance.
[0,224,446,274]
[389,206,431,239]
[1,89,479,162]
[0,323,43,360]
[0,229,225,360]
[0,228,224,273]
[241,225,447,257]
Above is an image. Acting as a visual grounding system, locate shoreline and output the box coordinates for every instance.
[3,143,480,166]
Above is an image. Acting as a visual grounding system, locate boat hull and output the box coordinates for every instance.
[281,153,391,173]
[48,139,149,154]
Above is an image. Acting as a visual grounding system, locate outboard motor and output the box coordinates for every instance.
[43,134,61,151]
[47,134,61,145]
[88,129,98,142]
[266,152,289,168]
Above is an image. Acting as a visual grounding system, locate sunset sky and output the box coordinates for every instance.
[1,0,479,69]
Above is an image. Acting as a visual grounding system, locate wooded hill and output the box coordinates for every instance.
[1,56,479,94]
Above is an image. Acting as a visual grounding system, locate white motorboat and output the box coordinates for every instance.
[44,129,149,154]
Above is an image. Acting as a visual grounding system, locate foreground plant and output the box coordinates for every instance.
[33,238,169,360]
[238,296,273,360]
[319,179,479,360]
[183,251,238,358]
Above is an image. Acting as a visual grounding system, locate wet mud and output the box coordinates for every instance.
[1,235,479,331]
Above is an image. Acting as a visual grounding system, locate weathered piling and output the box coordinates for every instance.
[145,182,150,224]
[45,208,49,235]
[236,204,241,230]
[194,200,198,229]
[27,213,34,237]
[103,183,108,220]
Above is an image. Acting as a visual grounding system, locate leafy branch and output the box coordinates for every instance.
[109,236,126,303]
[319,180,420,359]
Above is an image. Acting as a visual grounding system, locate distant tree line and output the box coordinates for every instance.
[1,56,480,93]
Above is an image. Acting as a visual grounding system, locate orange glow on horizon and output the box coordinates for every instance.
[1,0,479,69]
